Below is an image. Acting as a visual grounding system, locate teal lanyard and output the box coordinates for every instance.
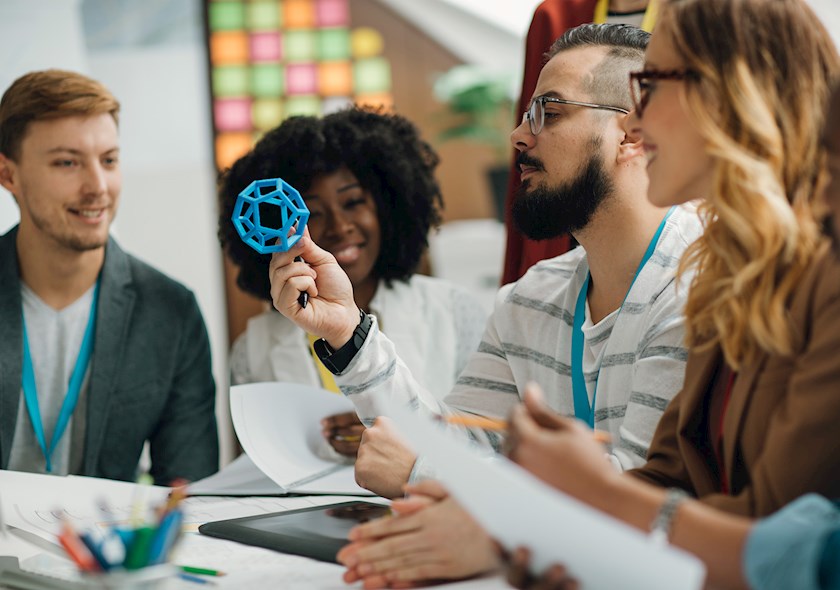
[571,208,674,427]
[21,280,100,473]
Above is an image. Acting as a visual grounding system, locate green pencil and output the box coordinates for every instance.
[179,565,226,577]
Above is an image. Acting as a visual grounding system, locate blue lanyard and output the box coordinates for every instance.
[21,280,100,473]
[571,208,674,427]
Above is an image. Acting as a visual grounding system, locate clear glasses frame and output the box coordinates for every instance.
[523,95,629,136]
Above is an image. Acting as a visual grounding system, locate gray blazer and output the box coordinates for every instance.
[0,226,218,484]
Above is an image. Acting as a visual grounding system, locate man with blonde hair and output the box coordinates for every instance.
[0,70,218,484]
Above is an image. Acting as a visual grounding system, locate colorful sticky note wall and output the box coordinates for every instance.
[206,0,393,170]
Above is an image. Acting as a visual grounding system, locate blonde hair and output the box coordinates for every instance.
[663,0,840,368]
[0,69,120,160]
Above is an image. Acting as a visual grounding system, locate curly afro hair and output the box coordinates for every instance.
[218,106,443,301]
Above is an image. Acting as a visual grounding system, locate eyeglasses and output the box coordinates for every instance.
[522,95,629,136]
[629,69,699,118]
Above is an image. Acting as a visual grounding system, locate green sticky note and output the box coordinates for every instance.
[285,96,321,117]
[284,30,317,62]
[212,65,250,97]
[353,58,391,93]
[208,1,246,31]
[318,28,350,61]
[246,1,280,30]
[252,64,284,97]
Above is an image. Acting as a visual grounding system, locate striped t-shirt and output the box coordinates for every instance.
[337,204,704,470]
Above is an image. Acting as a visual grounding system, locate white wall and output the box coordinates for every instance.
[806,0,840,49]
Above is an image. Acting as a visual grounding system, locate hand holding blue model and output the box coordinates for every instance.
[268,226,361,352]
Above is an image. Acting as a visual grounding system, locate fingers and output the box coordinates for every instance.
[323,411,363,429]
[505,403,540,460]
[347,508,424,541]
[402,480,449,501]
[328,438,362,456]
[506,546,532,589]
[339,531,431,572]
[522,382,567,430]
[269,255,318,315]
[505,546,578,590]
[322,412,365,456]
[390,496,435,516]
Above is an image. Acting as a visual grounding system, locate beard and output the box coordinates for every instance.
[511,143,614,241]
[25,203,111,252]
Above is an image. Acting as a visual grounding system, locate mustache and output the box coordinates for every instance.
[516,152,545,172]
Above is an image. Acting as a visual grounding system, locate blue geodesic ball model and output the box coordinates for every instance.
[231,178,310,254]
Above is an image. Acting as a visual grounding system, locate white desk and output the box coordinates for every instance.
[0,471,508,589]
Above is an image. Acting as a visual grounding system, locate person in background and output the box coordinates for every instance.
[217,106,487,456]
[0,70,218,485]
[502,0,657,284]
[269,23,704,587]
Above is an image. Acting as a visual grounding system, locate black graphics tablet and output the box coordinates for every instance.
[198,501,391,563]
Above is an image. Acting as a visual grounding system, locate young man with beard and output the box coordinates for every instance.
[269,24,702,499]
[0,70,218,485]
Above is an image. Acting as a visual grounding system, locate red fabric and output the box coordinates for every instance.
[501,0,599,285]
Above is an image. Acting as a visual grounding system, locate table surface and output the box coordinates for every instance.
[0,470,509,589]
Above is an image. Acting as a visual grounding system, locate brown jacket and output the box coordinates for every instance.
[630,244,840,517]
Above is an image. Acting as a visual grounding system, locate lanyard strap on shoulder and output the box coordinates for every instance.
[570,207,675,427]
[594,0,659,32]
[21,280,100,473]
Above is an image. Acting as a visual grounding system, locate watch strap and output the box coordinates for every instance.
[314,310,372,375]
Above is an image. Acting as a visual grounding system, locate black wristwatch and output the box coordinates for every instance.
[313,309,372,375]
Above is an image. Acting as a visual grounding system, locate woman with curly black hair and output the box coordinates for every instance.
[218,106,487,456]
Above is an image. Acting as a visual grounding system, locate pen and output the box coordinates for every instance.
[179,572,214,585]
[331,434,362,442]
[123,525,155,570]
[293,256,309,308]
[180,565,226,577]
[442,415,613,444]
[146,509,183,565]
[78,531,113,571]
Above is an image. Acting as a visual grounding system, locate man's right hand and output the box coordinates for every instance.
[269,230,360,349]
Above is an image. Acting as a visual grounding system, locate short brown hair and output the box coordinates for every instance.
[0,69,120,160]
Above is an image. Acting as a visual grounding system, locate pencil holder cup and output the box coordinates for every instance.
[231,178,310,254]
[79,563,177,589]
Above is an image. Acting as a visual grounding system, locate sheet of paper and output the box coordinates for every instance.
[382,399,707,590]
[188,454,286,496]
[225,382,373,496]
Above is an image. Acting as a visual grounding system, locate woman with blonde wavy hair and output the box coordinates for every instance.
[624,0,840,517]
